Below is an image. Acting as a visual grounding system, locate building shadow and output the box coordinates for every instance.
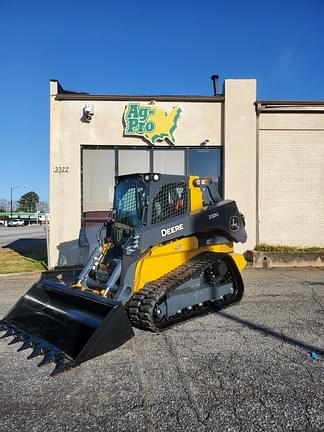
[218,310,324,355]
[56,238,84,268]
[3,238,47,264]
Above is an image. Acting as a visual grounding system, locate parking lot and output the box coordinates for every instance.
[0,268,323,432]
[0,225,45,248]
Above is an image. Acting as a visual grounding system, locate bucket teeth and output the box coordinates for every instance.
[0,321,8,332]
[0,329,14,339]
[17,341,32,352]
[37,350,56,368]
[8,333,24,345]
[51,357,67,377]
[0,321,72,377]
[17,336,33,352]
[27,340,51,360]
[27,348,42,360]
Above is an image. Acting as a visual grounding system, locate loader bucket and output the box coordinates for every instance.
[0,279,134,376]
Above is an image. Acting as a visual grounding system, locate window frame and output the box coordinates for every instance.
[81,145,223,214]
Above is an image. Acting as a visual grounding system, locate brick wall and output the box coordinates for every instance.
[259,117,324,247]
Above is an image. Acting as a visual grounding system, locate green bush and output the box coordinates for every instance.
[255,243,324,253]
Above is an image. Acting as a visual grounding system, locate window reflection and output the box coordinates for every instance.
[188,148,221,178]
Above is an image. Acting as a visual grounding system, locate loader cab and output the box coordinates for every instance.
[114,177,147,227]
[110,174,222,242]
[110,173,189,248]
[111,175,148,248]
[149,176,188,224]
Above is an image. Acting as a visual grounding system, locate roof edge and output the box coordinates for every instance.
[256,100,324,114]
[257,100,324,105]
[55,94,224,102]
[51,79,224,102]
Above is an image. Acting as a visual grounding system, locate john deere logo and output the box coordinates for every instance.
[229,216,240,232]
[123,103,181,145]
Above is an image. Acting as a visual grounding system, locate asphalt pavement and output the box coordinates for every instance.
[0,225,46,248]
[0,268,323,432]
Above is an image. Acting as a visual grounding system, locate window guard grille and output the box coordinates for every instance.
[151,182,188,224]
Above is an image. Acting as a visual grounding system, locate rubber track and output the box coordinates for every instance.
[128,252,242,332]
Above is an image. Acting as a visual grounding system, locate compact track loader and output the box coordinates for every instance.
[0,174,247,376]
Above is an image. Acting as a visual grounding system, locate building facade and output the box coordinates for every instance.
[49,79,324,269]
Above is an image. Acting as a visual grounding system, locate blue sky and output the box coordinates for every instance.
[0,0,323,203]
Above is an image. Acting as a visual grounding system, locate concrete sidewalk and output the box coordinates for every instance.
[0,268,323,432]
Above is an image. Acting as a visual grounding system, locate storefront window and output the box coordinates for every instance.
[153,150,185,175]
[118,150,150,175]
[82,146,222,213]
[82,149,115,211]
[188,148,221,178]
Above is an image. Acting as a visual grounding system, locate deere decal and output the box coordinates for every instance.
[123,103,181,145]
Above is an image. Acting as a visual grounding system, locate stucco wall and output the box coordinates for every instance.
[49,82,223,268]
[50,79,324,268]
[224,80,257,253]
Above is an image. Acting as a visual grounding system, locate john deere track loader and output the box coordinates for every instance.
[0,174,247,376]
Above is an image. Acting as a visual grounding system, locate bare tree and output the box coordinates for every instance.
[0,199,8,212]
[38,201,49,212]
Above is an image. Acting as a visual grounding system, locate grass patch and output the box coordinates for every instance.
[255,243,324,253]
[0,247,47,274]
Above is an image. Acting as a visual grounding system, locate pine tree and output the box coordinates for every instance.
[18,192,40,212]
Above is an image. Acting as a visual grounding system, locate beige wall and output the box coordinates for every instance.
[49,82,223,268]
[258,112,324,247]
[50,83,83,267]
[55,98,223,148]
[224,80,257,253]
[50,78,324,268]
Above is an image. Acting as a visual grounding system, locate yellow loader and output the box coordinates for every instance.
[0,174,247,376]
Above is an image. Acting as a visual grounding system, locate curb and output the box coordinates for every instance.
[0,267,82,280]
[245,250,324,269]
[0,271,42,277]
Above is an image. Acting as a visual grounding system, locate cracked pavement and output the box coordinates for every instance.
[0,268,323,431]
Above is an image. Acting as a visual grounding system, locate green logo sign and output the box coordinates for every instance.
[123,103,181,145]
